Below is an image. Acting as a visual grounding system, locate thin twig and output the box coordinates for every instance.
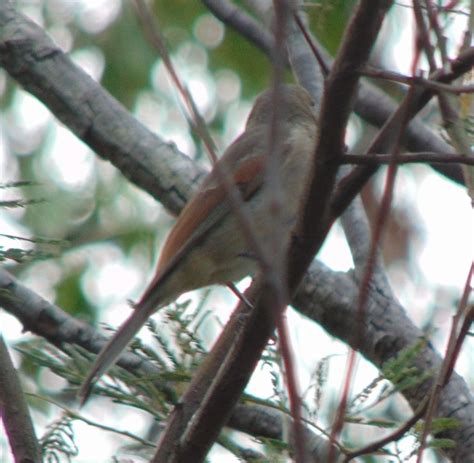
[132,0,217,161]
[344,399,429,462]
[293,12,330,77]
[265,1,306,460]
[32,393,156,448]
[417,263,474,463]
[340,153,474,166]
[361,67,474,94]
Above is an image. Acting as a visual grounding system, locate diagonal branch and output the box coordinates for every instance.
[0,1,203,217]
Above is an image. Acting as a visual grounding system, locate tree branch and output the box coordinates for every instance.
[0,1,203,217]
[341,152,474,166]
[0,335,41,462]
[361,66,474,94]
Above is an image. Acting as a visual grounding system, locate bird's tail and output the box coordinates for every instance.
[78,298,156,406]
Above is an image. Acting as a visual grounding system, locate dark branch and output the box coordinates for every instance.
[341,152,474,166]
[362,66,474,94]
[0,335,41,462]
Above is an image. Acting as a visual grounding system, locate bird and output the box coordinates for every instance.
[79,84,318,403]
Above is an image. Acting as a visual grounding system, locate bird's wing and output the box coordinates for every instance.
[139,128,271,301]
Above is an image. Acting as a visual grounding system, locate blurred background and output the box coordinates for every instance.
[0,1,472,461]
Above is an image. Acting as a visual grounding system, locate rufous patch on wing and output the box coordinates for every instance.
[156,154,266,277]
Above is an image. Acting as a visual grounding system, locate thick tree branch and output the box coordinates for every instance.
[0,1,203,217]
[3,250,473,461]
[200,0,279,62]
[0,335,41,463]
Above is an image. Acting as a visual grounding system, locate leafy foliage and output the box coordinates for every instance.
[40,415,78,463]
